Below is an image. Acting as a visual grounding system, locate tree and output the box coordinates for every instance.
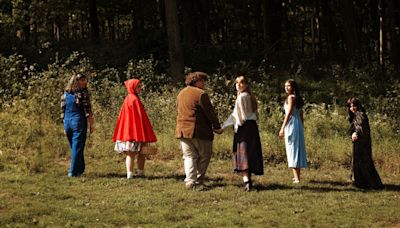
[261,0,283,50]
[340,0,361,62]
[321,1,339,59]
[164,0,184,82]
[388,0,400,71]
[88,0,99,41]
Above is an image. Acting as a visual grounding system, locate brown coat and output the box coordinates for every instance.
[176,86,221,141]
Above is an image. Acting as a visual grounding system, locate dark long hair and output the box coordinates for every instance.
[285,79,304,109]
[347,97,366,123]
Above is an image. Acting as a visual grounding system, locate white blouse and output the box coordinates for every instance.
[222,92,257,132]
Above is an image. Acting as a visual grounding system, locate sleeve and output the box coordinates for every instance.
[82,90,93,118]
[353,112,369,137]
[222,115,235,129]
[199,93,221,130]
[60,93,66,119]
[359,113,370,136]
[236,93,253,124]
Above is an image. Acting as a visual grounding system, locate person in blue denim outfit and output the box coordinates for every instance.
[61,72,94,177]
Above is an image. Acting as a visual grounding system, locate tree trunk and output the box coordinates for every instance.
[340,0,361,61]
[165,0,184,82]
[182,1,195,48]
[262,0,282,51]
[313,0,321,58]
[23,15,31,43]
[379,0,385,68]
[193,0,210,45]
[132,0,145,48]
[88,0,99,41]
[367,0,379,63]
[53,16,61,42]
[388,0,400,70]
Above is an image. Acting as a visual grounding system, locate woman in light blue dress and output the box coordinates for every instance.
[279,79,307,183]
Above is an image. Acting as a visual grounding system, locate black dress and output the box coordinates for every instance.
[233,120,264,175]
[349,111,383,189]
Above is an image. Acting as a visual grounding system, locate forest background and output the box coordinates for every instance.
[0,0,399,226]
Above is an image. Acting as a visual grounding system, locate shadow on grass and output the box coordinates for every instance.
[309,180,400,192]
[82,173,400,192]
[309,180,350,187]
[254,182,360,192]
[383,184,400,192]
[89,173,227,190]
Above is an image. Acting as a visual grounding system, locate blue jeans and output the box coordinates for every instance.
[63,92,87,176]
[64,117,87,176]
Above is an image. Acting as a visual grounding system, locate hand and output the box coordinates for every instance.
[351,132,358,142]
[278,128,284,139]
[89,116,94,134]
[214,128,223,134]
[90,124,95,134]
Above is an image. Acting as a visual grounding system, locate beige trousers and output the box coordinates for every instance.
[180,138,213,185]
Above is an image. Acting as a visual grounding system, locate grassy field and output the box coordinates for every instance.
[1,81,399,227]
[1,157,399,227]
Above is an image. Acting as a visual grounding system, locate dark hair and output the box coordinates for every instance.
[65,71,87,92]
[285,79,304,109]
[76,73,86,80]
[347,97,366,123]
[185,71,208,86]
[236,76,258,112]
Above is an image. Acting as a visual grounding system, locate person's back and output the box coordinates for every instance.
[176,86,218,141]
[176,72,222,189]
[63,92,86,120]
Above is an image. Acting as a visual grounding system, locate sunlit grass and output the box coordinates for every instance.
[1,159,399,227]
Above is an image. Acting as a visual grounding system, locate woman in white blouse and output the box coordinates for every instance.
[222,76,264,191]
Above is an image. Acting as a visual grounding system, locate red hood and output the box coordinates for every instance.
[124,79,140,95]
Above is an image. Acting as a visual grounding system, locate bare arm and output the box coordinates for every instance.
[279,95,294,138]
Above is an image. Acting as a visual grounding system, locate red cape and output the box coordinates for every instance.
[112,79,157,142]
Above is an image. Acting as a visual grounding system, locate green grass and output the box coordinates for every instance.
[1,158,399,227]
[1,86,399,227]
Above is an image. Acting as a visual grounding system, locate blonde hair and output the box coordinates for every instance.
[236,76,258,112]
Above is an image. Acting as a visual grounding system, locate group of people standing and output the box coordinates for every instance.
[61,71,383,191]
[175,73,306,191]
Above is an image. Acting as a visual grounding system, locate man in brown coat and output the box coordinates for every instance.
[176,72,223,189]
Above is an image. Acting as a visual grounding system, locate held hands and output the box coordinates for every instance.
[214,128,224,134]
[351,132,358,142]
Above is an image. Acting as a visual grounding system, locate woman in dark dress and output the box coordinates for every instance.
[222,76,264,191]
[347,97,383,189]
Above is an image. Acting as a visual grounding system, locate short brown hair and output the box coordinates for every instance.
[185,71,208,86]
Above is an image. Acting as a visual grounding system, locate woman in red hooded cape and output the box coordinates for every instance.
[113,79,157,179]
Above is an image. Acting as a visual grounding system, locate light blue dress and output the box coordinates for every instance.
[284,100,308,168]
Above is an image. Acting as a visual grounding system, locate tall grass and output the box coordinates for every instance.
[0,53,399,175]
[0,87,398,175]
